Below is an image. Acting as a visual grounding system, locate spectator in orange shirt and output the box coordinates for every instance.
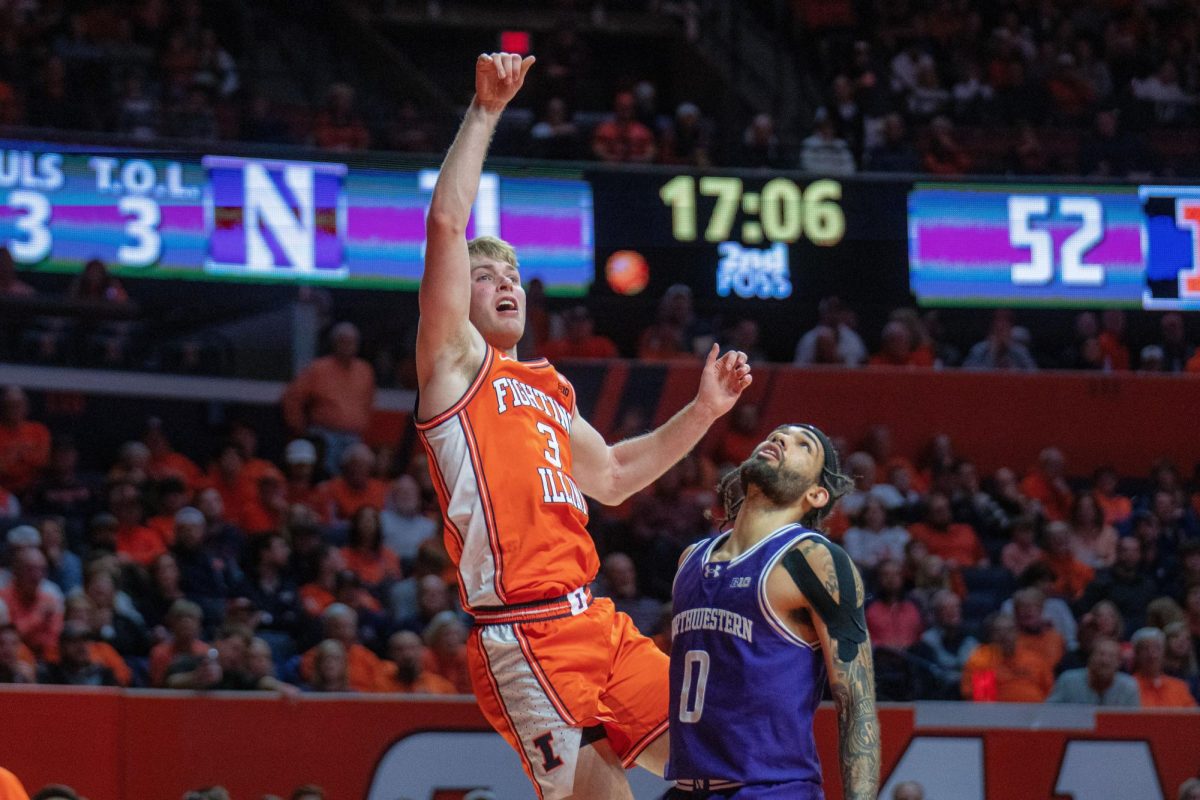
[204,442,255,527]
[340,506,401,588]
[540,305,618,361]
[0,385,51,494]
[1020,447,1074,522]
[300,545,345,618]
[385,630,456,694]
[239,468,288,535]
[1092,466,1132,526]
[37,621,119,686]
[146,478,191,544]
[282,322,376,475]
[110,482,168,568]
[591,91,657,163]
[300,603,389,692]
[1131,627,1197,708]
[53,594,132,686]
[148,599,209,687]
[862,424,922,492]
[1012,587,1066,670]
[227,420,278,488]
[1098,309,1131,370]
[0,548,63,659]
[283,439,326,520]
[316,443,387,522]
[961,612,1054,702]
[1042,521,1095,601]
[422,609,472,695]
[868,320,927,367]
[144,418,203,489]
[909,492,988,569]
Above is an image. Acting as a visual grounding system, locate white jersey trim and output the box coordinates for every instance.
[756,531,823,651]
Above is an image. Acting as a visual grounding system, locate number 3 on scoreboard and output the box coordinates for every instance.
[1008,196,1104,286]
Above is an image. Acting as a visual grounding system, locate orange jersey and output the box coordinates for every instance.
[417,347,596,611]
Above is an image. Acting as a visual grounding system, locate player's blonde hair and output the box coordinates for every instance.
[467,236,519,269]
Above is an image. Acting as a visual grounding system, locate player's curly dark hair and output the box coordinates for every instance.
[710,457,853,532]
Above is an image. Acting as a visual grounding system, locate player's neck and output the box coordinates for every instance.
[726,494,806,557]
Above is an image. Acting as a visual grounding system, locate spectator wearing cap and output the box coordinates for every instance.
[316,443,387,522]
[340,506,401,588]
[380,475,437,566]
[1131,626,1197,708]
[1048,636,1139,706]
[282,322,376,475]
[423,609,472,694]
[0,386,51,494]
[540,306,618,361]
[283,439,326,519]
[300,603,390,692]
[148,598,209,687]
[39,517,81,595]
[591,91,657,164]
[0,547,63,659]
[38,621,118,686]
[961,612,1054,702]
[144,419,202,489]
[385,629,456,694]
[110,482,168,568]
[793,297,868,367]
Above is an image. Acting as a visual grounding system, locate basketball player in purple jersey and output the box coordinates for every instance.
[668,424,880,799]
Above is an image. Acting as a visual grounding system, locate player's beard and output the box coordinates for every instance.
[739,455,815,507]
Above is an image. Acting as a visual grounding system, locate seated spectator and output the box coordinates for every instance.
[1131,626,1197,708]
[910,589,979,699]
[108,443,148,487]
[863,114,919,173]
[660,102,712,167]
[921,116,972,176]
[239,469,288,535]
[1001,562,1078,650]
[908,492,987,569]
[540,306,618,361]
[1001,516,1044,578]
[80,562,147,657]
[166,624,287,692]
[110,483,167,568]
[528,97,581,160]
[0,385,52,495]
[1020,447,1074,522]
[793,297,867,366]
[138,552,186,632]
[594,552,661,636]
[740,113,787,169]
[143,420,202,489]
[840,452,905,518]
[313,83,369,151]
[907,63,950,120]
[146,478,192,542]
[384,630,455,694]
[866,560,924,649]
[28,436,98,527]
[1077,536,1157,635]
[591,91,656,163]
[1041,521,1095,602]
[843,496,910,570]
[1068,493,1118,569]
[869,321,923,367]
[49,594,131,687]
[799,109,856,175]
[1162,621,1199,701]
[961,612,1054,702]
[636,283,710,361]
[1048,636,1139,706]
[283,439,325,520]
[380,475,437,566]
[1012,587,1066,670]
[422,609,472,694]
[0,624,34,683]
[0,247,34,297]
[37,621,118,686]
[963,312,1036,371]
[172,506,238,626]
[304,639,350,692]
[240,534,301,639]
[195,487,245,568]
[1092,466,1132,526]
[40,517,81,595]
[148,599,209,687]
[67,258,127,303]
[340,506,401,588]
[281,322,376,475]
[0,547,62,659]
[316,443,387,522]
[300,546,344,618]
[300,603,389,692]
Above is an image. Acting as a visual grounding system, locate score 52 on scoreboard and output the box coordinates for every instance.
[909,183,1200,310]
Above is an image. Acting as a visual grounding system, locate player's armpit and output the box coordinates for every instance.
[783,540,879,800]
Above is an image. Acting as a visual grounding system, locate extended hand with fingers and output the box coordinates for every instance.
[695,343,753,419]
[475,52,536,113]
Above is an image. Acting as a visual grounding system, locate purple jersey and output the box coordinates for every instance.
[667,524,827,794]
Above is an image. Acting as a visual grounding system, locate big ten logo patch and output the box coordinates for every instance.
[203,156,347,277]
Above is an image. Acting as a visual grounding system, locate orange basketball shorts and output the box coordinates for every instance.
[468,596,670,800]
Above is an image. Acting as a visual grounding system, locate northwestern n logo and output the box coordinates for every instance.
[204,156,347,278]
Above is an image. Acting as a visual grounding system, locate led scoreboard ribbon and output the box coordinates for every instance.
[909,183,1200,310]
[0,139,594,294]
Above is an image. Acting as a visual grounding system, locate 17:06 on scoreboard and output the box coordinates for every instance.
[908,183,1200,310]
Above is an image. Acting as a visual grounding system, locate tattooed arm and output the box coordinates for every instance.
[791,539,880,800]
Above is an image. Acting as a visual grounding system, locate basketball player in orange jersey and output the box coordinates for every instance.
[417,52,752,799]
